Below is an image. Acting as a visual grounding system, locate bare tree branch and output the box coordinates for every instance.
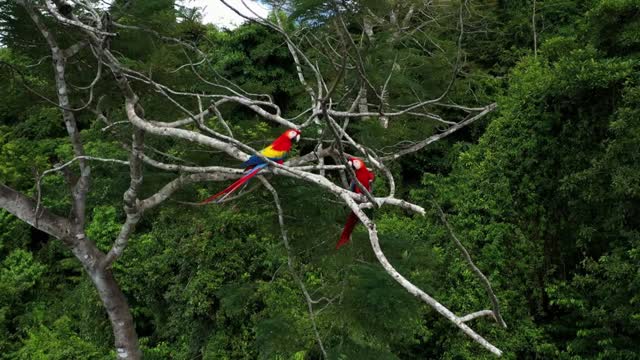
[259,177,328,359]
[138,173,238,211]
[44,0,114,36]
[460,310,495,323]
[21,1,96,234]
[101,128,145,269]
[340,193,503,356]
[380,103,496,161]
[434,202,507,328]
[0,184,71,240]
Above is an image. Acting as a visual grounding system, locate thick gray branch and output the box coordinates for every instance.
[460,310,495,323]
[20,0,91,229]
[139,173,238,211]
[102,129,145,269]
[340,194,503,356]
[0,184,71,240]
[124,100,248,161]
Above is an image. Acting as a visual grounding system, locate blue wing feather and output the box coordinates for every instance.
[241,155,264,168]
[241,154,286,168]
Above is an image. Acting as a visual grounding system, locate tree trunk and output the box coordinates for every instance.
[0,184,142,359]
[90,268,141,360]
[64,233,141,359]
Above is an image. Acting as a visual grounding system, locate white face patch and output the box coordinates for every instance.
[288,130,298,139]
[352,160,362,170]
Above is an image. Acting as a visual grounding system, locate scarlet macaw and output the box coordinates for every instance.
[336,157,375,249]
[200,129,301,204]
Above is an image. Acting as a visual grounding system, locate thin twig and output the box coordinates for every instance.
[433,202,507,329]
[259,177,328,359]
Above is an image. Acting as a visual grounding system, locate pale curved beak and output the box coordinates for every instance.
[347,160,353,169]
[295,134,300,142]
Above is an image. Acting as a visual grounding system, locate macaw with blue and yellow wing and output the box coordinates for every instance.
[200,128,301,204]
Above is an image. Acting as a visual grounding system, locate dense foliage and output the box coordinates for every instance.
[1,0,639,358]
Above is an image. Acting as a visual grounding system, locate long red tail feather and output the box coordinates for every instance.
[199,165,264,204]
[336,212,359,249]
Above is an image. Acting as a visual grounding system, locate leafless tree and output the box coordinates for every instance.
[0,0,504,358]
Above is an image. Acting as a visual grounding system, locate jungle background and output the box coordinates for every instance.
[0,0,639,359]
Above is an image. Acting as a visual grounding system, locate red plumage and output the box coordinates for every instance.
[336,157,375,250]
[352,162,375,195]
[270,129,299,151]
[336,212,359,249]
[199,165,265,204]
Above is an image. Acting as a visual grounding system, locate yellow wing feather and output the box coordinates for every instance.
[261,145,287,159]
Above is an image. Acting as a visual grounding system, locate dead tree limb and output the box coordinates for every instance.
[433,202,508,329]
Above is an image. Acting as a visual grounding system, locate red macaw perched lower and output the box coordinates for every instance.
[200,129,301,204]
[336,157,375,249]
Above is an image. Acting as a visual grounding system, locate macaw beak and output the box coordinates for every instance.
[295,134,300,143]
[347,160,353,169]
